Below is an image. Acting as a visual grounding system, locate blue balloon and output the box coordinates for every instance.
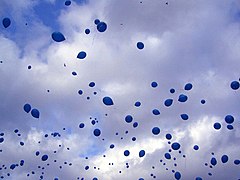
[124,150,130,156]
[178,94,188,102]
[20,160,24,166]
[23,103,31,113]
[221,155,228,163]
[94,19,100,25]
[72,71,77,76]
[164,152,171,159]
[184,83,193,91]
[227,124,234,130]
[35,151,40,156]
[65,0,71,6]
[133,122,138,128]
[139,150,145,157]
[195,177,202,180]
[51,32,65,42]
[210,157,217,166]
[137,42,144,49]
[171,142,181,150]
[78,90,83,95]
[93,178,98,180]
[93,129,101,136]
[151,81,158,88]
[170,88,175,93]
[152,109,160,115]
[41,154,48,161]
[139,178,144,180]
[180,114,189,120]
[230,81,239,90]
[164,99,173,107]
[225,115,234,124]
[97,22,107,32]
[31,109,40,118]
[134,101,141,107]
[213,122,221,130]
[0,138,4,143]
[89,82,95,87]
[201,99,206,104]
[77,51,87,59]
[152,127,160,135]
[165,133,172,140]
[110,144,115,149]
[2,18,11,28]
[174,171,181,179]
[103,96,114,106]
[234,159,240,165]
[10,164,16,170]
[125,115,133,123]
[85,28,90,34]
[193,145,199,150]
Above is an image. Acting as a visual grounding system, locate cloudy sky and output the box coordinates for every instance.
[0,0,240,179]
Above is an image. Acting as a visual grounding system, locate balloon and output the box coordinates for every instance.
[213,122,221,130]
[10,164,16,170]
[134,101,141,107]
[65,0,71,6]
[234,159,240,165]
[210,157,217,166]
[85,28,90,34]
[110,144,114,149]
[174,172,181,180]
[195,177,202,180]
[170,88,175,93]
[89,82,95,87]
[164,99,173,107]
[72,71,77,76]
[20,160,24,166]
[2,18,11,28]
[133,122,138,128]
[193,145,199,150]
[93,129,101,136]
[97,22,107,32]
[171,142,181,150]
[77,51,87,59]
[201,99,206,104]
[78,90,83,95]
[41,154,48,161]
[51,32,65,42]
[180,114,189,120]
[152,109,160,115]
[151,81,158,88]
[94,19,100,25]
[178,94,188,102]
[23,103,31,113]
[124,150,130,156]
[225,115,234,124]
[165,133,172,140]
[31,109,40,118]
[136,42,144,49]
[103,96,114,106]
[0,138,4,143]
[230,81,239,90]
[125,115,133,123]
[184,83,193,91]
[221,155,228,163]
[227,125,234,130]
[164,153,171,159]
[152,127,160,135]
[35,151,40,156]
[139,150,145,157]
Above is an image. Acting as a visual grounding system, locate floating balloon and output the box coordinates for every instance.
[171,142,181,150]
[174,171,181,180]
[201,99,206,104]
[133,122,138,128]
[23,103,31,113]
[51,32,65,42]
[227,125,234,130]
[89,82,95,87]
[125,115,133,123]
[234,159,240,165]
[213,122,221,130]
[124,150,130,156]
[221,155,229,163]
[110,144,115,149]
[78,90,83,95]
[164,153,171,160]
[195,177,202,180]
[85,28,90,34]
[225,115,234,124]
[164,99,173,107]
[0,138,4,143]
[152,109,160,115]
[178,94,188,102]
[2,17,11,28]
[10,164,16,170]
[134,101,141,107]
[184,83,193,91]
[31,109,40,119]
[230,81,239,90]
[210,157,217,166]
[170,88,175,93]
[152,127,160,135]
[94,19,100,25]
[103,96,114,106]
[193,145,199,150]
[41,155,48,161]
[93,129,101,137]
[97,22,107,32]
[151,81,158,88]
[139,150,145,157]
[137,42,144,49]
[65,0,71,6]
[166,133,172,140]
[77,51,87,59]
[72,71,77,76]
[180,114,189,120]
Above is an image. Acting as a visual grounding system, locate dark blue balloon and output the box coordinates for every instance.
[72,71,77,76]
[180,114,189,120]
[178,94,188,102]
[135,101,141,107]
[124,150,130,156]
[89,82,95,87]
[184,83,193,91]
[164,153,171,159]
[139,178,144,180]
[137,42,144,49]
[210,157,217,166]
[234,159,240,165]
[94,19,100,25]
[93,129,101,136]
[213,122,221,130]
[35,151,40,156]
[170,88,175,93]
[195,177,202,180]
[227,124,234,130]
[225,115,234,124]
[0,138,4,143]
[77,51,87,59]
[31,109,40,118]
[221,155,228,163]
[85,28,90,34]
[164,99,173,107]
[65,0,71,6]
[152,109,160,115]
[51,32,65,42]
[174,171,181,180]
[110,144,114,149]
[10,164,16,170]
[23,103,31,113]
[133,122,138,128]
[20,160,24,166]
[151,81,158,88]
[171,142,181,150]
[125,115,133,123]
[201,99,206,104]
[103,96,114,106]
[2,18,11,28]
[152,127,160,135]
[79,123,85,128]
[230,81,239,90]
[139,150,145,157]
[193,145,199,150]
[78,90,83,95]
[166,133,172,140]
[97,22,107,32]
[41,155,48,161]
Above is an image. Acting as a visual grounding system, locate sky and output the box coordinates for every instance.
[0,0,240,180]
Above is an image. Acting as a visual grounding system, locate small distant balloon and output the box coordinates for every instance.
[103,96,114,106]
[178,94,188,102]
[164,99,173,107]
[210,157,217,166]
[170,88,175,93]
[77,51,87,59]
[2,17,11,28]
[85,28,90,34]
[225,115,234,124]
[23,103,31,113]
[125,115,133,123]
[124,150,130,156]
[94,19,100,25]
[184,83,193,91]
[134,101,141,107]
[164,153,171,160]
[65,0,71,6]
[152,109,160,115]
[41,155,48,161]
[51,32,65,42]
[31,109,40,119]
[152,127,160,135]
[193,145,199,150]
[174,171,181,180]
[165,133,172,140]
[93,129,101,137]
[230,81,239,90]
[97,22,107,32]
[139,150,145,157]
[221,155,229,163]
[180,114,189,120]
[213,122,221,130]
[0,138,4,143]
[136,42,144,49]
[151,81,158,88]
[171,142,181,150]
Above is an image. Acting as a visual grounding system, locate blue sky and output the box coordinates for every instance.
[0,0,240,180]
